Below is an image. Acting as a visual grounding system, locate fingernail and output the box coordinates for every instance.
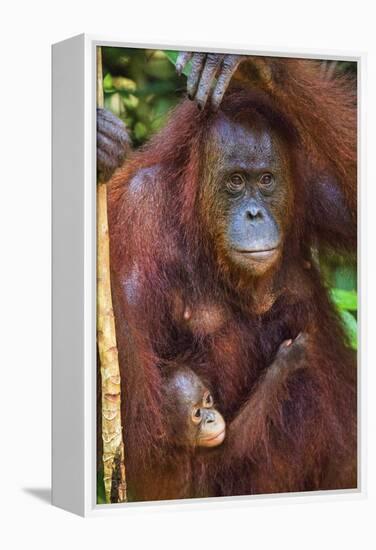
[211,99,219,112]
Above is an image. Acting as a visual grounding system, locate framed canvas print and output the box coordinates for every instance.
[52,35,363,517]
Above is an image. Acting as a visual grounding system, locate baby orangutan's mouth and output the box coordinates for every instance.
[198,428,226,448]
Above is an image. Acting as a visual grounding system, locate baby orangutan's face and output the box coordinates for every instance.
[165,368,226,448]
[190,387,226,447]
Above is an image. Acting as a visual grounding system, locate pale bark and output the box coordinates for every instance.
[97,46,127,503]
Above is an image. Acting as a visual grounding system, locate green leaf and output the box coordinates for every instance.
[122,93,139,110]
[97,470,106,505]
[112,76,137,92]
[104,92,126,117]
[164,50,178,64]
[164,50,192,77]
[331,289,357,311]
[103,72,113,91]
[134,121,148,140]
[339,310,357,350]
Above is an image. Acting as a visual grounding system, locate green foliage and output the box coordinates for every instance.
[330,287,357,349]
[102,47,186,146]
[321,257,357,349]
[330,289,357,312]
[97,469,106,504]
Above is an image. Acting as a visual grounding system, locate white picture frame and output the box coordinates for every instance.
[52,34,365,517]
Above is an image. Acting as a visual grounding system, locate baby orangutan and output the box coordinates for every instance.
[163,366,226,448]
[126,366,226,502]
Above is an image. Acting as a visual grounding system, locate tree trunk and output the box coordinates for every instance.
[96,46,127,504]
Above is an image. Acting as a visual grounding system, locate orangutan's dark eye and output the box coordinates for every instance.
[260,173,274,186]
[227,173,245,193]
[204,393,213,407]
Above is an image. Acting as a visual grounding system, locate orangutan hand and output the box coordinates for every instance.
[175,52,273,110]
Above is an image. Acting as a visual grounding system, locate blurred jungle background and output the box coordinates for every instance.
[97,47,357,503]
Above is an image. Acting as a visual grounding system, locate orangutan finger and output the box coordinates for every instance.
[195,54,224,110]
[211,55,242,110]
[187,53,206,100]
[175,51,193,76]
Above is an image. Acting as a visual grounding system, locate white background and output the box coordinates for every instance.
[1,0,375,548]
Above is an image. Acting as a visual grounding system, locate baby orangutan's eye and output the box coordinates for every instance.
[192,408,202,425]
[203,392,213,407]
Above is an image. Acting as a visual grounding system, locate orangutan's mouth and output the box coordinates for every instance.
[235,248,279,260]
